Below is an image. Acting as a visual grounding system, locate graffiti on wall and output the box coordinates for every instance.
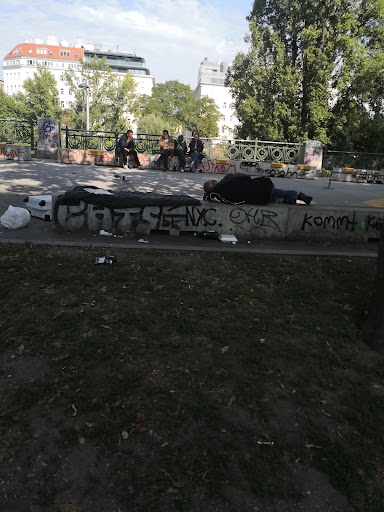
[58,149,115,166]
[300,212,384,234]
[229,207,282,234]
[56,202,287,236]
[352,170,384,183]
[201,159,237,174]
[239,162,314,179]
[37,119,60,151]
[0,147,24,160]
[303,143,322,171]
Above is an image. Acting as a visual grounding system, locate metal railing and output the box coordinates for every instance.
[0,119,37,149]
[323,149,384,171]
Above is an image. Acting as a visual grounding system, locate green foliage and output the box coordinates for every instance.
[0,89,19,118]
[227,0,384,150]
[136,113,176,135]
[63,57,137,130]
[139,80,220,137]
[18,64,62,122]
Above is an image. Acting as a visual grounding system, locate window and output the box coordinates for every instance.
[75,54,78,58]
[29,49,32,54]
[27,60,33,65]
[61,101,64,107]
[49,51,53,55]
[60,89,64,95]
[60,51,71,57]
[69,90,72,95]
[223,102,226,108]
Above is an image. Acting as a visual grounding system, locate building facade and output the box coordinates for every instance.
[193,58,237,140]
[2,36,155,127]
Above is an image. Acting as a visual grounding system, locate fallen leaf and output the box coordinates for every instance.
[47,392,61,404]
[227,395,236,407]
[71,404,78,417]
[136,413,145,423]
[221,346,230,353]
[17,344,25,351]
[322,409,332,417]
[305,443,322,449]
[357,468,365,477]
[215,368,228,376]
[172,481,185,488]
[86,422,96,428]
[100,325,111,329]
[51,354,69,361]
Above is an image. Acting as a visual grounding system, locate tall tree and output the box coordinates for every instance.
[0,89,19,118]
[63,57,137,131]
[16,64,62,122]
[139,80,220,137]
[227,0,384,148]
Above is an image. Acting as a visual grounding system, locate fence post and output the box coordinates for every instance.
[30,120,34,150]
[65,126,69,149]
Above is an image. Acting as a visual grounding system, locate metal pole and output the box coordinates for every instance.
[86,88,90,133]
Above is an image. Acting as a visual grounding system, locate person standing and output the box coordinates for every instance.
[174,135,187,172]
[188,132,204,172]
[159,130,174,171]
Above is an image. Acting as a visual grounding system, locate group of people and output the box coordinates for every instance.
[159,130,204,172]
[117,129,204,172]
[116,129,313,206]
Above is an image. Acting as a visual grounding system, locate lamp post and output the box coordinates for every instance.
[78,82,90,132]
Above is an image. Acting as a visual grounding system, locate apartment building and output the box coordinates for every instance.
[2,36,155,112]
[193,58,237,139]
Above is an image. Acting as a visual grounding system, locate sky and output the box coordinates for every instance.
[0,0,252,88]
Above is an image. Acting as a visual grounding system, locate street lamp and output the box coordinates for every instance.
[78,82,90,132]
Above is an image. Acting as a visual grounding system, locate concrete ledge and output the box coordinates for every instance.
[0,144,31,161]
[53,198,384,243]
[332,167,384,183]
[56,148,316,178]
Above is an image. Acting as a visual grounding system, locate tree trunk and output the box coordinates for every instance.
[362,222,384,352]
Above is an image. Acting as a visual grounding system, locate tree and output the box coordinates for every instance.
[136,113,178,135]
[17,64,62,122]
[226,0,384,147]
[138,80,220,137]
[63,57,137,131]
[0,89,19,118]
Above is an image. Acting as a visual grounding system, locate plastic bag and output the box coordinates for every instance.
[0,205,31,229]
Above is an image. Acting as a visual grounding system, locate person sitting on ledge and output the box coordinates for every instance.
[203,174,312,205]
[117,129,144,169]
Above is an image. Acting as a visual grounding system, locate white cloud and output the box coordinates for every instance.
[0,0,249,87]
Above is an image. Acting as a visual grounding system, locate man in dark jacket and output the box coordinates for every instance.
[188,132,204,172]
[174,135,187,172]
[203,174,312,205]
[117,130,143,169]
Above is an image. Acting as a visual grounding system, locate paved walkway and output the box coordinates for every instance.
[0,159,382,257]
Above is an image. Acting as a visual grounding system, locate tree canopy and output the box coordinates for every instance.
[139,80,221,137]
[63,57,137,131]
[226,0,384,150]
[13,64,62,122]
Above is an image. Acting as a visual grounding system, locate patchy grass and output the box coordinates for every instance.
[0,243,383,512]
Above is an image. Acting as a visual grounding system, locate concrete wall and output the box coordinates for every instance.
[53,199,384,243]
[56,148,317,178]
[332,168,384,183]
[0,144,31,161]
